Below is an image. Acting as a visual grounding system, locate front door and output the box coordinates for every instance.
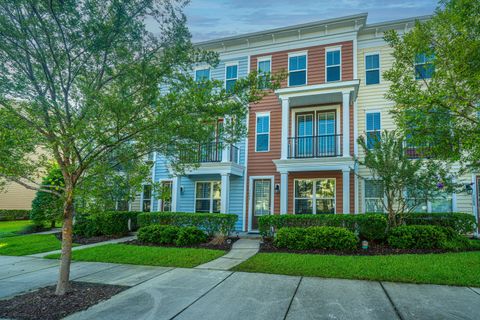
[251,179,272,231]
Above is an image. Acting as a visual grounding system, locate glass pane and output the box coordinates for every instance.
[431,197,452,213]
[295,180,313,198]
[289,70,306,86]
[212,182,221,199]
[365,199,383,213]
[295,199,313,214]
[316,179,335,198]
[365,180,383,198]
[226,79,236,92]
[367,131,381,149]
[258,60,271,73]
[289,56,298,70]
[316,199,335,214]
[327,50,340,66]
[142,200,151,212]
[366,54,379,70]
[196,182,211,199]
[143,185,152,198]
[254,180,271,216]
[212,199,221,213]
[366,70,379,85]
[256,116,269,133]
[195,69,209,81]
[326,66,340,82]
[226,65,237,79]
[196,200,210,213]
[256,134,269,151]
[297,55,306,69]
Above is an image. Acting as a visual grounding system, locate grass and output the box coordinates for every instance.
[45,243,226,268]
[0,220,35,238]
[0,234,67,256]
[233,251,480,287]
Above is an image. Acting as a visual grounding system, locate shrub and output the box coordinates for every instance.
[0,210,30,221]
[138,212,237,236]
[175,226,208,246]
[259,214,387,242]
[73,211,140,237]
[403,212,477,235]
[137,225,180,244]
[387,225,447,249]
[274,226,358,251]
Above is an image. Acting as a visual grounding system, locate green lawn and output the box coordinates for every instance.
[233,251,480,287]
[45,243,226,268]
[0,220,34,238]
[0,234,66,256]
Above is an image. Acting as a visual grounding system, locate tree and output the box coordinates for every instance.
[30,164,64,228]
[0,1,281,295]
[358,130,456,228]
[383,0,480,170]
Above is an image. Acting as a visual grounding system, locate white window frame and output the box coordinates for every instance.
[363,179,385,213]
[140,183,153,212]
[257,56,272,89]
[194,65,211,82]
[224,61,239,90]
[157,179,173,212]
[248,175,275,231]
[365,110,381,149]
[414,53,434,80]
[365,52,381,85]
[194,181,221,213]
[325,46,342,82]
[288,51,308,87]
[293,178,336,214]
[255,111,270,152]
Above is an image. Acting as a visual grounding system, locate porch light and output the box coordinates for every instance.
[275,184,280,193]
[362,240,368,250]
[465,183,474,195]
[180,186,184,194]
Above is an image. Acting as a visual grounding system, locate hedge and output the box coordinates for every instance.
[137,225,208,246]
[275,226,358,251]
[387,225,447,249]
[74,211,141,237]
[138,212,237,236]
[403,212,477,234]
[258,214,387,241]
[0,210,30,221]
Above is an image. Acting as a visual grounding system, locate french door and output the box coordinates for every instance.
[296,111,336,157]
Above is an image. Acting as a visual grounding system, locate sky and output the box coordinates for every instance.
[180,0,438,42]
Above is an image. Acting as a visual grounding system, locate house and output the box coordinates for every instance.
[130,13,479,232]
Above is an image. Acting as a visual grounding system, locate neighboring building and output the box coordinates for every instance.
[0,181,36,210]
[132,13,479,232]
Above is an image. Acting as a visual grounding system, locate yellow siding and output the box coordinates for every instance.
[0,182,36,210]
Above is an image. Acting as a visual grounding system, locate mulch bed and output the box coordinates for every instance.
[260,240,480,256]
[0,281,128,320]
[54,232,124,245]
[125,236,239,251]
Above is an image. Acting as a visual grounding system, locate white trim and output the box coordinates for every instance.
[288,51,308,87]
[242,112,250,231]
[194,181,222,213]
[156,179,174,212]
[140,183,152,213]
[325,46,342,82]
[274,157,354,174]
[293,178,337,214]
[364,52,381,85]
[248,175,275,232]
[255,111,271,152]
[275,79,360,97]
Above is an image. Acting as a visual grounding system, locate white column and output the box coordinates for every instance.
[280,172,288,214]
[220,173,230,213]
[281,97,290,160]
[342,168,350,214]
[342,91,350,157]
[171,176,179,212]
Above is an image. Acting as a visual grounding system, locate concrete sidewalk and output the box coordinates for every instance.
[195,238,260,270]
[1,256,479,320]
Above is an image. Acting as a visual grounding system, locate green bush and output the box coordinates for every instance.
[259,214,387,242]
[73,211,140,237]
[137,225,180,244]
[0,210,30,221]
[175,226,208,246]
[404,212,477,234]
[138,212,237,236]
[388,225,447,249]
[274,226,358,251]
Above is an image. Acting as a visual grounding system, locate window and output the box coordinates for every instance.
[195,68,210,81]
[415,53,434,80]
[257,57,271,89]
[256,113,270,152]
[294,179,335,214]
[288,53,307,86]
[365,53,380,85]
[326,49,341,82]
[141,184,152,212]
[366,112,381,149]
[364,180,384,213]
[430,195,453,213]
[195,181,221,213]
[115,200,129,211]
[225,64,238,92]
[159,181,172,212]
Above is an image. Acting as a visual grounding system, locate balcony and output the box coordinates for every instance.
[288,134,342,159]
[404,142,432,159]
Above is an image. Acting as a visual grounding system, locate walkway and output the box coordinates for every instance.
[195,238,260,270]
[0,256,479,319]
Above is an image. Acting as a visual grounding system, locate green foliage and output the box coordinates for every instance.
[274,227,358,251]
[258,214,387,242]
[0,210,30,221]
[175,226,208,246]
[30,164,64,227]
[138,212,237,236]
[73,211,140,237]
[387,225,447,249]
[383,0,480,169]
[137,225,181,245]
[404,212,477,234]
[358,130,457,227]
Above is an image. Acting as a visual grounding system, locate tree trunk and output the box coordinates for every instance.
[55,188,74,296]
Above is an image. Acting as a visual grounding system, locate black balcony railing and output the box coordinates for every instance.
[288,134,342,159]
[404,141,432,159]
[181,142,240,163]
